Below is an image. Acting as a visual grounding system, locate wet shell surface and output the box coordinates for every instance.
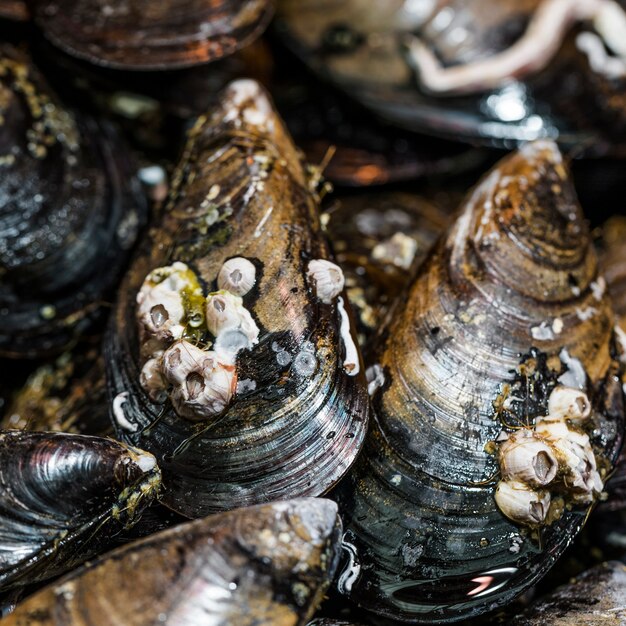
[332,140,625,623]
[0,431,160,592]
[0,46,145,359]
[105,79,369,518]
[4,498,343,626]
[31,0,274,70]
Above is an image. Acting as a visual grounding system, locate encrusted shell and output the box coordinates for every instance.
[0,46,146,358]
[105,79,369,518]
[0,431,160,592]
[332,141,625,623]
[4,498,342,626]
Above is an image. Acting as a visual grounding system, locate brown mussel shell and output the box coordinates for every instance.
[510,561,626,625]
[0,45,146,359]
[30,0,274,71]
[275,0,626,151]
[4,498,342,626]
[332,140,625,623]
[105,79,369,518]
[0,431,160,592]
[323,191,455,348]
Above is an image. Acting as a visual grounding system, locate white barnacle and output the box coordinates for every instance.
[534,417,603,503]
[307,259,345,304]
[161,340,236,421]
[205,291,259,345]
[139,356,168,403]
[547,386,591,422]
[498,430,558,487]
[217,257,256,297]
[136,262,201,347]
[495,480,551,526]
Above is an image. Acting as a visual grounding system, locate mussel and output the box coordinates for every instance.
[0,45,146,359]
[0,431,160,592]
[511,561,626,624]
[30,0,273,71]
[4,498,342,626]
[332,140,625,623]
[275,0,626,150]
[105,79,369,518]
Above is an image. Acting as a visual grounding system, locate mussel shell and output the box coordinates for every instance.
[106,79,369,518]
[323,191,455,347]
[275,0,626,151]
[4,498,343,626]
[0,46,146,359]
[332,141,625,623]
[31,0,273,70]
[510,561,626,625]
[0,431,160,591]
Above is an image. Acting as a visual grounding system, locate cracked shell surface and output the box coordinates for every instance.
[3,498,342,626]
[332,140,625,623]
[105,79,369,518]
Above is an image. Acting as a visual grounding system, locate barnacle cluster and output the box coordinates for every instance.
[495,385,603,527]
[136,257,259,420]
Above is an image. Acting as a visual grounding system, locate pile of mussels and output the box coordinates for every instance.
[1,1,626,624]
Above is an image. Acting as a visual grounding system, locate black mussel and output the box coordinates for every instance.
[0,46,146,359]
[105,79,369,518]
[332,140,625,623]
[511,561,626,625]
[275,0,626,151]
[0,431,160,592]
[30,0,273,71]
[4,498,342,626]
[323,191,455,348]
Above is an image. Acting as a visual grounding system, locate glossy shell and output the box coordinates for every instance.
[31,0,274,70]
[4,498,343,626]
[0,431,160,591]
[0,46,146,359]
[105,79,369,518]
[332,141,625,623]
[275,0,626,151]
